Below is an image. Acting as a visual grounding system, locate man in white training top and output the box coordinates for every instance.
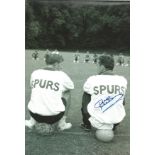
[25,51,74,133]
[81,54,127,134]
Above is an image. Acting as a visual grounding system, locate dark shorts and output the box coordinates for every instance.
[117,58,124,65]
[29,98,66,124]
[75,57,78,61]
[29,110,64,124]
[85,59,89,62]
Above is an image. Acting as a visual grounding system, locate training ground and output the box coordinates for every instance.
[25,50,130,155]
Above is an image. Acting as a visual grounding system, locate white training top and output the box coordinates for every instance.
[83,74,127,126]
[28,69,74,116]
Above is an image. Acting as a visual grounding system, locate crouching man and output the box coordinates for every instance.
[25,51,74,134]
[81,54,127,142]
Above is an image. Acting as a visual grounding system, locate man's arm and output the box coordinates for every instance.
[123,98,126,106]
[62,90,72,116]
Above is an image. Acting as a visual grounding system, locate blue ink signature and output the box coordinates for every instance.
[94,94,124,112]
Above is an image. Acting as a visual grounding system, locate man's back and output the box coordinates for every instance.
[84,74,127,124]
[28,69,74,116]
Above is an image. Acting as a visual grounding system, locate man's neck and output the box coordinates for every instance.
[99,70,113,75]
[43,65,57,71]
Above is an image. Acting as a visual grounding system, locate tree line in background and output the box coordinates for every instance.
[26,0,130,54]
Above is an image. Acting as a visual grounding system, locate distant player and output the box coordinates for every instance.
[127,58,130,65]
[73,51,80,63]
[32,50,39,60]
[124,58,130,67]
[116,53,125,66]
[44,49,50,61]
[92,53,98,64]
[25,52,74,134]
[84,51,90,63]
[80,54,127,142]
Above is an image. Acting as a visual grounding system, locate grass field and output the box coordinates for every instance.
[25,50,130,155]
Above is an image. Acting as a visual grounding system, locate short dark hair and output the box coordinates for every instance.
[98,54,114,70]
[45,52,64,65]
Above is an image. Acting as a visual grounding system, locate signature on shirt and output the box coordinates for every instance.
[94,94,124,112]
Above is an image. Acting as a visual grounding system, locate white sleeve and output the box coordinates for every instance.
[62,72,74,91]
[83,77,93,95]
